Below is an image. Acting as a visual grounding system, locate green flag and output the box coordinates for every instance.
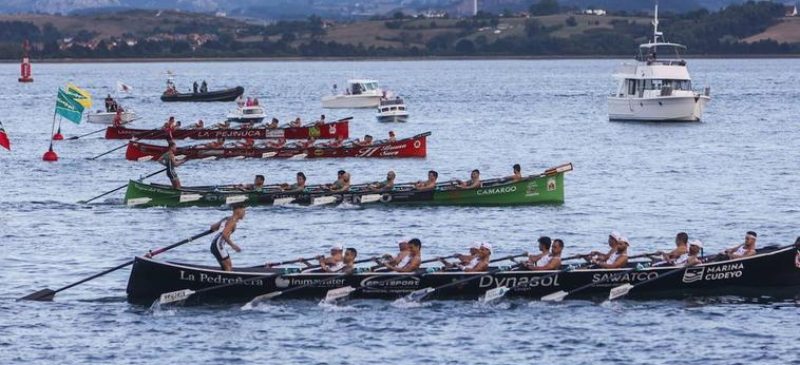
[56,88,84,124]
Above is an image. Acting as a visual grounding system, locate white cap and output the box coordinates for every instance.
[689,239,703,248]
[480,242,493,253]
[610,231,622,241]
[330,243,344,251]
[618,236,630,245]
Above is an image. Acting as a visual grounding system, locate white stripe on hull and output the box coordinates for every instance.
[608,96,709,122]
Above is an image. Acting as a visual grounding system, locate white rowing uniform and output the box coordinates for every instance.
[733,246,748,256]
[605,252,621,265]
[328,261,345,272]
[535,253,552,267]
[210,218,231,263]
[674,253,689,265]
[460,257,479,270]
[396,255,411,269]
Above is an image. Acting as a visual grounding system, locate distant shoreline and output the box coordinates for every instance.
[1,54,799,63]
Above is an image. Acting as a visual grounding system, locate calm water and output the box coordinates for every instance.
[1,59,799,364]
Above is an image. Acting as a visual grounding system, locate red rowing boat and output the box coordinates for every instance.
[125,132,430,161]
[105,119,349,140]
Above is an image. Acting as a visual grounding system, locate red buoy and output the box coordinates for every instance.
[18,40,33,83]
[42,145,58,161]
[52,126,64,140]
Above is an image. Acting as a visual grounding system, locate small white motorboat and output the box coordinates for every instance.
[226,105,266,123]
[86,109,137,125]
[376,97,409,122]
[322,79,383,109]
[607,4,710,122]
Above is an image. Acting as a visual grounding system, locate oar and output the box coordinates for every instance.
[323,255,457,303]
[403,253,529,303]
[89,129,161,160]
[264,256,317,268]
[608,263,697,301]
[479,254,592,303]
[159,256,378,306]
[68,126,107,140]
[78,168,166,204]
[20,228,215,301]
[539,252,659,302]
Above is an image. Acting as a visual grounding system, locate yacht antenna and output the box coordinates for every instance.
[652,2,662,44]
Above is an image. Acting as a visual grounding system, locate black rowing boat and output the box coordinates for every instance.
[126,243,800,303]
[160,86,245,102]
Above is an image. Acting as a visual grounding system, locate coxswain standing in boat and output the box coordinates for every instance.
[414,170,438,191]
[210,205,246,271]
[654,232,689,266]
[456,169,482,189]
[507,164,522,182]
[280,172,307,192]
[592,237,629,269]
[382,238,422,272]
[724,231,757,259]
[160,141,185,188]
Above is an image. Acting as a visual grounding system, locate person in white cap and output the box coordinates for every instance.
[441,243,480,269]
[383,238,422,272]
[463,242,492,272]
[381,238,410,270]
[302,243,344,272]
[724,231,757,259]
[592,236,628,269]
[585,231,621,263]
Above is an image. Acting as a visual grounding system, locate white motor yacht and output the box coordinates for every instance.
[86,109,137,125]
[376,97,409,123]
[322,79,382,109]
[607,4,710,122]
[226,105,266,124]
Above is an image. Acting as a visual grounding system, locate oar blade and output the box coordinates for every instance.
[359,194,381,204]
[19,289,56,301]
[311,196,337,206]
[137,155,153,162]
[126,197,152,206]
[324,286,356,303]
[245,291,283,307]
[261,152,277,158]
[479,286,510,303]
[289,153,307,160]
[179,194,203,203]
[608,283,634,301]
[273,197,295,206]
[405,287,435,302]
[159,289,195,305]
[540,290,569,302]
[225,195,248,205]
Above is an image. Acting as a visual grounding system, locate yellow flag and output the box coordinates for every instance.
[66,83,93,108]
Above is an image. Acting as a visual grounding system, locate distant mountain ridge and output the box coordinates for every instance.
[0,0,783,17]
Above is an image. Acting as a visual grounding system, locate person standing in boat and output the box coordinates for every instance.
[654,232,689,266]
[382,238,422,272]
[200,80,208,93]
[724,231,757,259]
[104,94,114,112]
[210,205,246,271]
[279,172,307,192]
[160,141,185,189]
[414,170,438,191]
[193,81,199,94]
[456,169,482,189]
[368,170,396,192]
[592,237,629,269]
[507,164,522,182]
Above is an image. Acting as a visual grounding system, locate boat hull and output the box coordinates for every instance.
[161,86,244,102]
[608,95,710,122]
[124,132,429,161]
[126,244,800,303]
[105,120,349,140]
[322,95,381,109]
[377,113,409,123]
[123,166,567,207]
[86,111,137,125]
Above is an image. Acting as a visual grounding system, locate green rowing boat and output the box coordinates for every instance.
[123,163,572,208]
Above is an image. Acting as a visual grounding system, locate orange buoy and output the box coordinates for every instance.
[42,144,58,161]
[52,126,64,140]
[19,40,33,83]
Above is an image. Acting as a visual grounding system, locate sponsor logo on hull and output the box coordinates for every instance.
[478,275,560,289]
[681,262,744,283]
[476,185,517,196]
[178,270,264,286]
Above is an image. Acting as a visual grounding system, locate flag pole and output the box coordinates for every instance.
[43,89,59,161]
